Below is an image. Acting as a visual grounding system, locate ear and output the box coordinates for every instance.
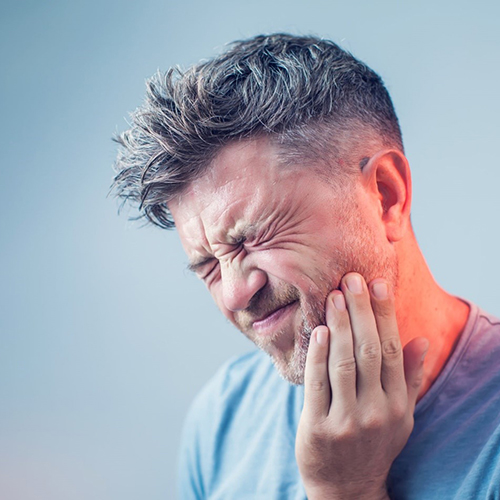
[360,149,412,242]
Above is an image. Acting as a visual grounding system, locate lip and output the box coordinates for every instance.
[252,301,298,336]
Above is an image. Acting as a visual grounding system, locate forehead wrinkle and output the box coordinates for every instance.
[207,187,266,243]
[181,217,211,263]
[172,189,214,261]
[177,136,311,259]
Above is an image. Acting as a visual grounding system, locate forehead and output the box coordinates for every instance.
[194,137,286,195]
[168,137,347,262]
[171,139,299,227]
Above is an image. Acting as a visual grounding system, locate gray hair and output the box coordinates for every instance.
[112,33,403,229]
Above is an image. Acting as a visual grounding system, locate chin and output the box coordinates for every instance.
[267,325,312,386]
[270,352,306,385]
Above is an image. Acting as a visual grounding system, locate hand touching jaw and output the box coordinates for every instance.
[170,138,400,385]
[296,273,429,500]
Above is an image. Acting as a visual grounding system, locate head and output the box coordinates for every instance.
[112,33,411,384]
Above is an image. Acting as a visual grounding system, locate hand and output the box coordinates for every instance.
[295,273,429,500]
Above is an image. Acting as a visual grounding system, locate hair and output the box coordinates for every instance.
[112,33,404,229]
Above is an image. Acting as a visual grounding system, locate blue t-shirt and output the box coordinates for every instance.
[178,303,500,499]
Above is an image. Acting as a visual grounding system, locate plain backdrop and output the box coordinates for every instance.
[1,0,499,498]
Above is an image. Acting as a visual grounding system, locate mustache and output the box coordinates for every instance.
[234,284,301,331]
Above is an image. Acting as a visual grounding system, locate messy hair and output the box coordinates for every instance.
[112,33,403,229]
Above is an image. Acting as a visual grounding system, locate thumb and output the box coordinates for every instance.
[403,337,429,411]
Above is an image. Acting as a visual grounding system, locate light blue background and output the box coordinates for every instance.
[1,0,499,498]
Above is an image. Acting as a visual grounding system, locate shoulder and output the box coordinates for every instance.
[389,305,500,499]
[189,349,276,412]
[476,306,500,332]
[438,302,500,395]
[181,349,283,442]
[415,301,500,422]
[177,350,293,497]
[464,304,500,366]
[186,351,278,432]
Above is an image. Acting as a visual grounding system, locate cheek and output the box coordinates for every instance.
[256,248,333,296]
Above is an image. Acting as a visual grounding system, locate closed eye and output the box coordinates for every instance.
[187,238,249,280]
[187,257,214,275]
[201,262,220,281]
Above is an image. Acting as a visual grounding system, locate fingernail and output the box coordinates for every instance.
[346,274,363,294]
[372,281,388,300]
[332,293,346,311]
[316,327,329,346]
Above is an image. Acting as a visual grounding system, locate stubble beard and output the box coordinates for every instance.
[233,200,399,386]
[253,215,399,386]
[273,243,398,386]
[268,294,325,386]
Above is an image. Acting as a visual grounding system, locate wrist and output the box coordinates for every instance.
[304,481,389,500]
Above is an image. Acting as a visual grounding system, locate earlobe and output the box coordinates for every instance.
[361,150,412,242]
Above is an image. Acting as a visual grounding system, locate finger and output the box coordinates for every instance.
[369,279,405,398]
[403,337,429,412]
[325,291,357,410]
[341,273,382,396]
[303,326,331,421]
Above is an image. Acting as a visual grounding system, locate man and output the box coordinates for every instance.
[112,34,500,499]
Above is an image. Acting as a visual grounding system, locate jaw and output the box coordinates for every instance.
[221,292,316,384]
[268,327,311,385]
[248,300,321,386]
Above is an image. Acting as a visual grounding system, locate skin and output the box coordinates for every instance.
[169,136,470,498]
[297,275,428,499]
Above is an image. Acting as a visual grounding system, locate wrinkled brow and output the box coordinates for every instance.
[186,223,260,273]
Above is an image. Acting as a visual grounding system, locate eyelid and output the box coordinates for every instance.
[201,261,219,280]
[190,238,251,277]
[189,261,218,282]
[188,257,214,275]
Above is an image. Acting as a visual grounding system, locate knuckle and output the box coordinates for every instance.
[357,341,381,361]
[333,418,358,441]
[395,415,415,438]
[333,357,357,375]
[389,400,407,421]
[409,374,424,390]
[308,378,327,393]
[381,337,402,358]
[361,411,386,431]
[405,417,416,434]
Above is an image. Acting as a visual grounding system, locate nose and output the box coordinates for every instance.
[220,259,267,312]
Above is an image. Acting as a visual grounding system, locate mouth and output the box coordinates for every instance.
[252,301,299,337]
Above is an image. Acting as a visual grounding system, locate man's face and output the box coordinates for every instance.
[170,138,397,384]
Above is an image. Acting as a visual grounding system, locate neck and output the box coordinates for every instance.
[394,231,470,398]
